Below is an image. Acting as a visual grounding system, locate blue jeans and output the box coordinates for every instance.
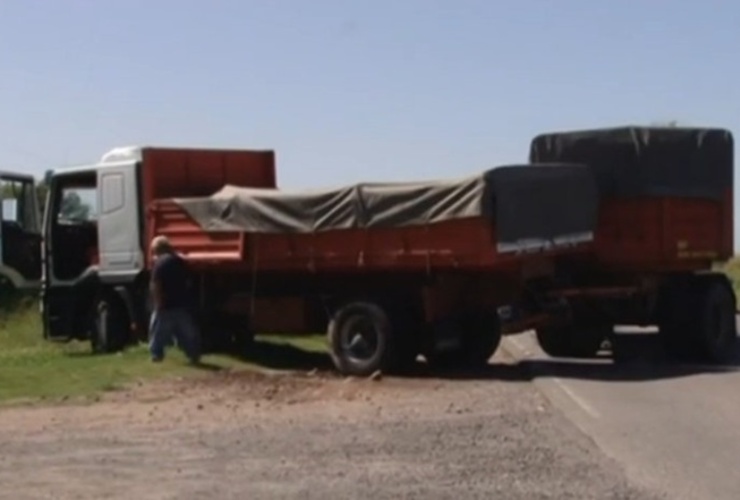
[149,308,201,362]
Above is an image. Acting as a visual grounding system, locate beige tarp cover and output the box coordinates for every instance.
[173,164,599,247]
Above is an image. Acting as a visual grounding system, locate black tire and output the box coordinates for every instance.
[686,276,735,362]
[327,301,398,377]
[696,277,737,362]
[535,324,609,358]
[659,274,737,363]
[425,309,502,370]
[657,278,696,360]
[535,325,572,357]
[91,296,130,354]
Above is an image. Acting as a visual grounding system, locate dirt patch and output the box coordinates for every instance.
[0,353,663,500]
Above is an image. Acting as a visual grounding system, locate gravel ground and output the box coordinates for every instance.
[0,353,663,500]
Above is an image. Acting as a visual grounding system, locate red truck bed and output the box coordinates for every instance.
[149,164,600,275]
[137,147,277,268]
[529,126,734,274]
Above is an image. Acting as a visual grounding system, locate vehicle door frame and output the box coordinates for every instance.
[0,171,42,290]
[40,168,101,341]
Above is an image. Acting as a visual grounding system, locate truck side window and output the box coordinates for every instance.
[101,173,124,214]
[49,177,99,281]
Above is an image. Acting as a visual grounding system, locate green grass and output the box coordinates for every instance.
[4,256,737,405]
[0,299,328,405]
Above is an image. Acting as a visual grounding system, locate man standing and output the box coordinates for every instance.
[149,235,201,364]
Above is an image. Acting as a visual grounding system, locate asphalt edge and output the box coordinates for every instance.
[500,334,669,499]
[499,334,601,423]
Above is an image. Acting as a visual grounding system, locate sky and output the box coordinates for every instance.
[0,1,738,214]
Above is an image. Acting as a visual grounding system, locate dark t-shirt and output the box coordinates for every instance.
[151,253,191,310]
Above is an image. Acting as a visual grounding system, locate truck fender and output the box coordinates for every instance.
[0,267,24,289]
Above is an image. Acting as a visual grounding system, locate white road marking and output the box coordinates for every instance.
[551,377,601,419]
[502,335,601,420]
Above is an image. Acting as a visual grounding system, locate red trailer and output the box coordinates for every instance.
[149,164,600,375]
[528,126,736,362]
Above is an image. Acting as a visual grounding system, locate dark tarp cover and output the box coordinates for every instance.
[173,164,599,252]
[529,126,734,199]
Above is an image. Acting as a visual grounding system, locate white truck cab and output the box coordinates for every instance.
[40,147,147,349]
[7,144,275,355]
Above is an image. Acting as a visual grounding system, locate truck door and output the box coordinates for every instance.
[96,161,144,281]
[41,171,99,341]
[0,172,42,289]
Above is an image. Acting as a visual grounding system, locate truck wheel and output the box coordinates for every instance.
[535,326,571,357]
[689,276,736,363]
[657,278,694,360]
[535,324,608,358]
[92,296,130,354]
[659,274,737,363]
[327,301,397,377]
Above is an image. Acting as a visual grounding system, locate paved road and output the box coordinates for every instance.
[501,322,740,500]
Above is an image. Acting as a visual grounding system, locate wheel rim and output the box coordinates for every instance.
[340,315,381,365]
